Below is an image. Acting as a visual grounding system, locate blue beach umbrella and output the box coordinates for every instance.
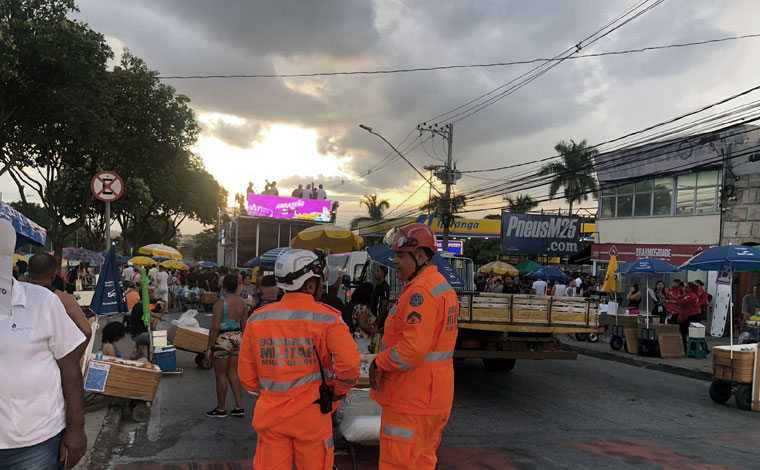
[90,245,129,316]
[198,261,217,268]
[243,257,262,268]
[62,247,105,264]
[615,258,679,274]
[365,244,465,289]
[679,245,760,272]
[526,267,571,282]
[0,201,47,249]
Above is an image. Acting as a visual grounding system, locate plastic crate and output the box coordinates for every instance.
[154,346,177,372]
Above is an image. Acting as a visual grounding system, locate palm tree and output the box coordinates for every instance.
[504,194,538,213]
[420,194,467,215]
[350,194,390,230]
[538,139,598,215]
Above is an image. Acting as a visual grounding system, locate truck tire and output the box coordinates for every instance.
[575,333,588,341]
[482,358,516,372]
[709,380,731,404]
[735,384,752,410]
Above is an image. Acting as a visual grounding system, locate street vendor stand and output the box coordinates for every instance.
[679,245,760,410]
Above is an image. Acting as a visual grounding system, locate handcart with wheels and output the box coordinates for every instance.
[710,344,756,411]
[168,323,212,369]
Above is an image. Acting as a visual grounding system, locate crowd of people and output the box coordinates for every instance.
[243,179,329,200]
[475,270,600,298]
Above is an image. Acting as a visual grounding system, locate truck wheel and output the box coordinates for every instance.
[610,335,624,351]
[588,333,599,343]
[735,384,752,410]
[482,358,516,372]
[709,380,731,404]
[575,333,588,341]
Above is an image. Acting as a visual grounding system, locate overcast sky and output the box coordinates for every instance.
[3,0,759,234]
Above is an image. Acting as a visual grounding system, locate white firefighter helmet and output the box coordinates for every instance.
[274,249,325,292]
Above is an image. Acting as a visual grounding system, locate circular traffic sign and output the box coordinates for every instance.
[91,171,124,202]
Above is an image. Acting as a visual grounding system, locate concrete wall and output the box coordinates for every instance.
[597,214,720,245]
[722,172,760,245]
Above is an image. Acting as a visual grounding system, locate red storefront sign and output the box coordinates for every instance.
[591,243,711,264]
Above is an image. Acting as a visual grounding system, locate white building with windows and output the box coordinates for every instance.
[590,126,760,288]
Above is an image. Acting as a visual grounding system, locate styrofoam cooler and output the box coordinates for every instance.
[153,345,177,371]
[689,322,706,338]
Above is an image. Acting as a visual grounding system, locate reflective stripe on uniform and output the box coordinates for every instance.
[431,282,454,298]
[335,375,359,384]
[248,310,335,323]
[383,424,414,440]
[326,436,334,449]
[259,371,322,392]
[388,305,397,317]
[389,346,412,370]
[423,350,454,362]
[379,341,389,352]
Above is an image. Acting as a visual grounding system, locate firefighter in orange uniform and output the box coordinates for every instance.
[238,249,360,470]
[370,223,459,469]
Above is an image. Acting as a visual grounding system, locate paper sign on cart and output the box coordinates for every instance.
[84,362,110,393]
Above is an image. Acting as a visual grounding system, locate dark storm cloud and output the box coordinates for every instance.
[73,0,752,203]
[204,119,264,149]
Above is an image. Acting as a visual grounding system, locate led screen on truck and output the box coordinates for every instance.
[247,194,332,222]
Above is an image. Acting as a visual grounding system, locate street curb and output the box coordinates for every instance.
[562,342,714,382]
[87,400,123,470]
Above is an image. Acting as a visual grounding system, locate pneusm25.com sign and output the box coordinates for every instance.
[501,213,581,256]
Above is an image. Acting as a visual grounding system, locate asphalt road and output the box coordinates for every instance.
[102,313,760,469]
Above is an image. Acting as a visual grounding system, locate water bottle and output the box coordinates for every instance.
[95,352,103,360]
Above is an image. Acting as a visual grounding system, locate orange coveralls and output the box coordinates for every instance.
[371,265,459,470]
[238,292,361,470]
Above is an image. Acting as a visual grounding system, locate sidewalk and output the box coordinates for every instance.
[561,332,733,382]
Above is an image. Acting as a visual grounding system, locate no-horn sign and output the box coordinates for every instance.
[90,171,124,202]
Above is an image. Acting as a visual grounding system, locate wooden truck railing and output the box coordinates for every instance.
[457,292,599,334]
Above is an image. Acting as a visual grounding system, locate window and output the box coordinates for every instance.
[599,170,718,219]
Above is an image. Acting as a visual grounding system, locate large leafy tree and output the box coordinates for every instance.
[420,193,467,215]
[2,0,113,264]
[504,194,539,213]
[350,194,390,230]
[538,139,598,215]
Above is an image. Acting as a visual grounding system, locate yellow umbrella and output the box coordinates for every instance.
[478,261,519,276]
[290,224,364,254]
[601,254,621,293]
[138,243,183,260]
[160,259,189,270]
[13,253,28,265]
[129,256,157,267]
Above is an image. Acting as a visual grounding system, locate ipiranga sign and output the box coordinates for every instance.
[501,213,581,256]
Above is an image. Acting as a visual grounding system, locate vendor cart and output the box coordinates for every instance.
[168,323,212,369]
[710,344,755,410]
[84,354,162,422]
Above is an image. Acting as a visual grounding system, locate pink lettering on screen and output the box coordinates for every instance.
[247,194,332,222]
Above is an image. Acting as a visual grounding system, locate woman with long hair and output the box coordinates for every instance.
[626,283,642,314]
[205,275,248,418]
[652,281,666,322]
[347,282,378,353]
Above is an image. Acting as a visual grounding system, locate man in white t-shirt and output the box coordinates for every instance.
[0,280,87,468]
[316,184,327,200]
[152,265,170,303]
[301,184,312,199]
[532,279,548,295]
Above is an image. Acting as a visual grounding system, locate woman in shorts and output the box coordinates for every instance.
[205,275,248,418]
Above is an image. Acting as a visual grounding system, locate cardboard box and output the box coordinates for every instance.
[655,324,680,337]
[714,344,756,383]
[168,325,209,353]
[84,355,161,401]
[612,315,639,329]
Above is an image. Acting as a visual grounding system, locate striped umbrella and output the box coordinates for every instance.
[138,243,183,260]
[259,247,292,269]
[62,247,105,264]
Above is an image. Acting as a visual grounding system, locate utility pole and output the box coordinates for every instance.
[419,123,460,253]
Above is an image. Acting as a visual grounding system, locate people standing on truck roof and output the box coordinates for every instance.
[316,184,327,200]
[238,249,360,470]
[291,184,303,198]
[370,223,459,470]
[301,184,312,199]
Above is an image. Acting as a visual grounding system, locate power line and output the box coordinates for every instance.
[155,34,759,81]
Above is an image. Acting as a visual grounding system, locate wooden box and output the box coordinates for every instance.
[655,324,680,336]
[84,356,161,401]
[611,315,639,329]
[168,325,209,353]
[624,328,639,354]
[201,291,217,304]
[713,344,756,383]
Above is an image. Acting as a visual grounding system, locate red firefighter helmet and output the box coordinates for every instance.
[384,223,437,253]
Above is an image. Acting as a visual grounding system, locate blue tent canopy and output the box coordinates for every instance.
[616,258,679,274]
[244,247,292,270]
[526,267,571,282]
[0,201,47,249]
[365,244,465,289]
[679,245,760,271]
[90,245,129,316]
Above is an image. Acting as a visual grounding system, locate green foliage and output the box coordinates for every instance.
[464,238,501,265]
[188,227,218,262]
[420,193,466,214]
[504,194,539,213]
[538,139,598,215]
[351,194,390,230]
